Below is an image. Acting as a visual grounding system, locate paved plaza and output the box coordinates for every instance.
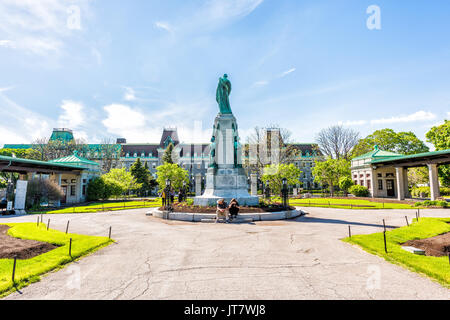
[2,207,450,300]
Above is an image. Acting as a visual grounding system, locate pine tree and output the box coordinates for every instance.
[131,158,156,196]
[162,143,174,164]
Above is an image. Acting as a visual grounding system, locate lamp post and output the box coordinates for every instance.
[264,181,271,200]
[164,179,172,211]
[180,181,186,202]
[282,178,288,209]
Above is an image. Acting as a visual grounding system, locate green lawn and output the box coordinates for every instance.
[0,223,113,297]
[30,199,163,214]
[284,197,418,209]
[342,217,450,287]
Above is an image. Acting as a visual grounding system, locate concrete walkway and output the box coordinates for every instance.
[2,207,449,300]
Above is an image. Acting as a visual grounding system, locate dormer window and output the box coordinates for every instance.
[126,153,129,157]
[141,152,145,157]
[134,153,137,157]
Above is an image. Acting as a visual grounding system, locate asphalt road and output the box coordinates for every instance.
[2,207,449,300]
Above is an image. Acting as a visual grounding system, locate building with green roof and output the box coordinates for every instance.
[351,145,450,200]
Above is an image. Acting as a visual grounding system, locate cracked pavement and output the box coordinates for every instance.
[2,207,449,299]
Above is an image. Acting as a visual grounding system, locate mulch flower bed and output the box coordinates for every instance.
[402,231,450,257]
[163,202,296,213]
[0,225,58,260]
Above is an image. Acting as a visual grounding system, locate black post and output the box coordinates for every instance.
[416,210,419,222]
[40,214,43,223]
[348,225,351,238]
[108,226,112,239]
[12,256,17,284]
[405,216,409,226]
[47,219,50,231]
[65,220,70,234]
[383,219,386,232]
[69,238,72,257]
[37,216,39,227]
[383,231,388,253]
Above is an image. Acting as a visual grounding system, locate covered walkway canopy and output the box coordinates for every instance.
[371,149,450,201]
[0,155,85,174]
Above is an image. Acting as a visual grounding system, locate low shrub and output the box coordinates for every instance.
[414,200,448,208]
[411,186,450,197]
[348,185,370,197]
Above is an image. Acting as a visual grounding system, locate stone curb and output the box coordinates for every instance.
[146,208,305,222]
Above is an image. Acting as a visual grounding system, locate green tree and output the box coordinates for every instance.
[0,148,41,160]
[130,158,157,196]
[339,176,354,195]
[86,177,112,201]
[426,120,450,186]
[155,163,189,192]
[408,167,429,188]
[312,158,350,196]
[260,163,302,196]
[351,129,429,157]
[103,168,142,198]
[162,142,175,164]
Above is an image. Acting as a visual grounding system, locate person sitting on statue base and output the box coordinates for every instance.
[215,198,229,223]
[228,198,239,221]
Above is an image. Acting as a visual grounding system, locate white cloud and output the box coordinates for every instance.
[0,0,91,56]
[0,40,15,48]
[204,0,263,21]
[155,21,174,33]
[279,68,296,78]
[370,111,436,125]
[0,91,52,146]
[123,87,137,101]
[57,100,85,129]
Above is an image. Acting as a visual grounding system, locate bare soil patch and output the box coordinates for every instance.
[166,203,296,213]
[0,225,58,260]
[402,232,450,257]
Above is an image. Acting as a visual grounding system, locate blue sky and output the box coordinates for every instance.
[0,0,449,148]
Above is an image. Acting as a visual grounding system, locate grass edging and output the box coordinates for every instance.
[0,223,114,298]
[342,217,450,288]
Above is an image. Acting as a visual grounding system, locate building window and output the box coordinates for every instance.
[141,152,145,157]
[82,185,86,196]
[377,173,382,178]
[367,180,371,190]
[70,185,76,196]
[197,163,201,169]
[378,180,383,190]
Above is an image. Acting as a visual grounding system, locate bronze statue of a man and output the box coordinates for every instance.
[216,74,232,114]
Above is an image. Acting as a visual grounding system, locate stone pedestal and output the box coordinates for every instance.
[195,174,202,197]
[194,113,258,206]
[250,173,258,196]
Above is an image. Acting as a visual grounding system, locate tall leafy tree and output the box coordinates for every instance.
[312,158,351,195]
[155,163,189,192]
[260,163,302,196]
[351,128,429,157]
[426,120,450,186]
[103,168,142,198]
